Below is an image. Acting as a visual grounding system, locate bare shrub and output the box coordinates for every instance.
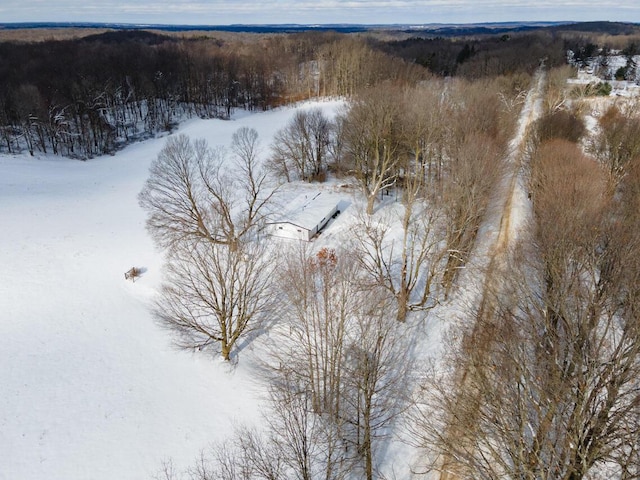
[530,139,609,254]
[534,109,586,145]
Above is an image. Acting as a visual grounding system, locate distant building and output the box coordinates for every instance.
[268,192,342,241]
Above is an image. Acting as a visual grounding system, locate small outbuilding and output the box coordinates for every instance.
[268,192,343,241]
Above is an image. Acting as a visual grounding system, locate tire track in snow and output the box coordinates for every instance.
[472,67,545,325]
[438,67,547,480]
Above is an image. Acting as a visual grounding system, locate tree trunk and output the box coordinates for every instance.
[221,342,231,361]
[363,405,373,480]
[366,194,376,215]
[396,289,409,322]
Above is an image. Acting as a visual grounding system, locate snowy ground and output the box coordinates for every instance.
[1,83,540,479]
[0,100,350,480]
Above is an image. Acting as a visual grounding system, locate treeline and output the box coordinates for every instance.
[415,76,640,478]
[378,23,640,79]
[0,30,426,158]
[376,31,568,78]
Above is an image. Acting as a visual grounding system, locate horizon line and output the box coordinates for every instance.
[0,20,593,28]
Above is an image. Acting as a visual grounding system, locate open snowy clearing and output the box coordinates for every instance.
[0,77,544,478]
[0,100,353,480]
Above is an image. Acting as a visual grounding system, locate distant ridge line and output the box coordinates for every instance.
[2,21,638,37]
[0,20,572,35]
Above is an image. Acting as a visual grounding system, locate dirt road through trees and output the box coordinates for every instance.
[438,67,547,480]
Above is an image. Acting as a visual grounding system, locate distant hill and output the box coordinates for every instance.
[4,21,640,38]
[397,22,566,37]
[550,21,640,35]
[80,29,173,44]
[0,22,369,34]
[0,21,572,36]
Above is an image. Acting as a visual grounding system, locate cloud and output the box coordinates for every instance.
[1,0,639,24]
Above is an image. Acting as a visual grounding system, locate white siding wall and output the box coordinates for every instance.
[271,222,312,241]
[268,195,342,241]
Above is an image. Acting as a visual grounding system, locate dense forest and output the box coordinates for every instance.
[0,26,578,159]
[0,30,423,158]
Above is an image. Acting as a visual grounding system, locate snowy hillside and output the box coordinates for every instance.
[0,100,346,480]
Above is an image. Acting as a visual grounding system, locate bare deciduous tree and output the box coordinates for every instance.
[194,426,283,480]
[156,238,274,361]
[542,65,575,114]
[280,247,351,415]
[270,246,412,480]
[342,294,412,480]
[350,84,451,321]
[269,108,332,182]
[414,138,640,480]
[589,105,640,183]
[139,129,277,361]
[139,130,276,249]
[268,371,349,480]
[400,82,449,187]
[341,86,403,214]
[352,206,446,322]
[440,133,504,295]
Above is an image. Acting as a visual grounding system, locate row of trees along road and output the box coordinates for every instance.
[414,93,640,478]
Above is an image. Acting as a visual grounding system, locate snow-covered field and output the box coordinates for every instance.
[0,100,349,480]
[2,89,533,479]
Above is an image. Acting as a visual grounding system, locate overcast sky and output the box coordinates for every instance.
[1,0,638,25]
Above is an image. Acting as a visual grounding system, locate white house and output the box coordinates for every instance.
[268,192,343,241]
